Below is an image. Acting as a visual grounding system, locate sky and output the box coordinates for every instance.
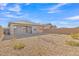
[0,3,79,28]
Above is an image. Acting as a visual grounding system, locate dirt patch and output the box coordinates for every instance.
[0,34,79,56]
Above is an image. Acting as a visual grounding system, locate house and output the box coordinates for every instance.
[8,21,57,35]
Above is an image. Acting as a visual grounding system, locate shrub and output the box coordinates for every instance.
[70,33,79,39]
[66,41,79,46]
[13,41,25,49]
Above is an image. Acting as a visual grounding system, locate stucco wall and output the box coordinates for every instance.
[0,26,4,41]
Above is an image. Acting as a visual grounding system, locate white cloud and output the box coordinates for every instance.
[59,22,69,25]
[48,9,61,13]
[0,3,8,10]
[8,4,21,13]
[50,3,67,10]
[2,12,18,18]
[25,3,31,5]
[65,16,79,20]
[0,10,28,19]
[4,12,26,18]
[48,3,67,13]
[41,3,67,13]
[6,14,17,18]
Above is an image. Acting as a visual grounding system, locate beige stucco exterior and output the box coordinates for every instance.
[0,26,4,41]
[8,22,57,35]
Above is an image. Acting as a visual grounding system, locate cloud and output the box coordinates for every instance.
[0,9,28,19]
[25,3,31,5]
[48,9,61,13]
[5,14,24,18]
[48,3,67,13]
[59,22,69,25]
[8,4,21,13]
[65,15,79,20]
[50,3,67,10]
[41,3,67,13]
[3,12,27,19]
[0,3,8,10]
[1,12,19,18]
[5,14,17,18]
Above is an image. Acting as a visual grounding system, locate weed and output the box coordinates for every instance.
[66,41,79,46]
[70,33,79,39]
[13,41,25,49]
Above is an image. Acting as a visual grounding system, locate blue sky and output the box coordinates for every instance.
[0,3,79,28]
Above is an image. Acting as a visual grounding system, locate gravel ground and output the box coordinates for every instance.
[0,34,79,56]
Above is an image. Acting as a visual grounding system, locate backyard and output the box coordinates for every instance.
[0,33,79,56]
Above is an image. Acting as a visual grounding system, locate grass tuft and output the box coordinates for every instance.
[66,41,79,46]
[70,33,79,39]
[13,41,25,50]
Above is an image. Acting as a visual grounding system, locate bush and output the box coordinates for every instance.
[13,41,25,49]
[70,33,79,39]
[66,41,79,46]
